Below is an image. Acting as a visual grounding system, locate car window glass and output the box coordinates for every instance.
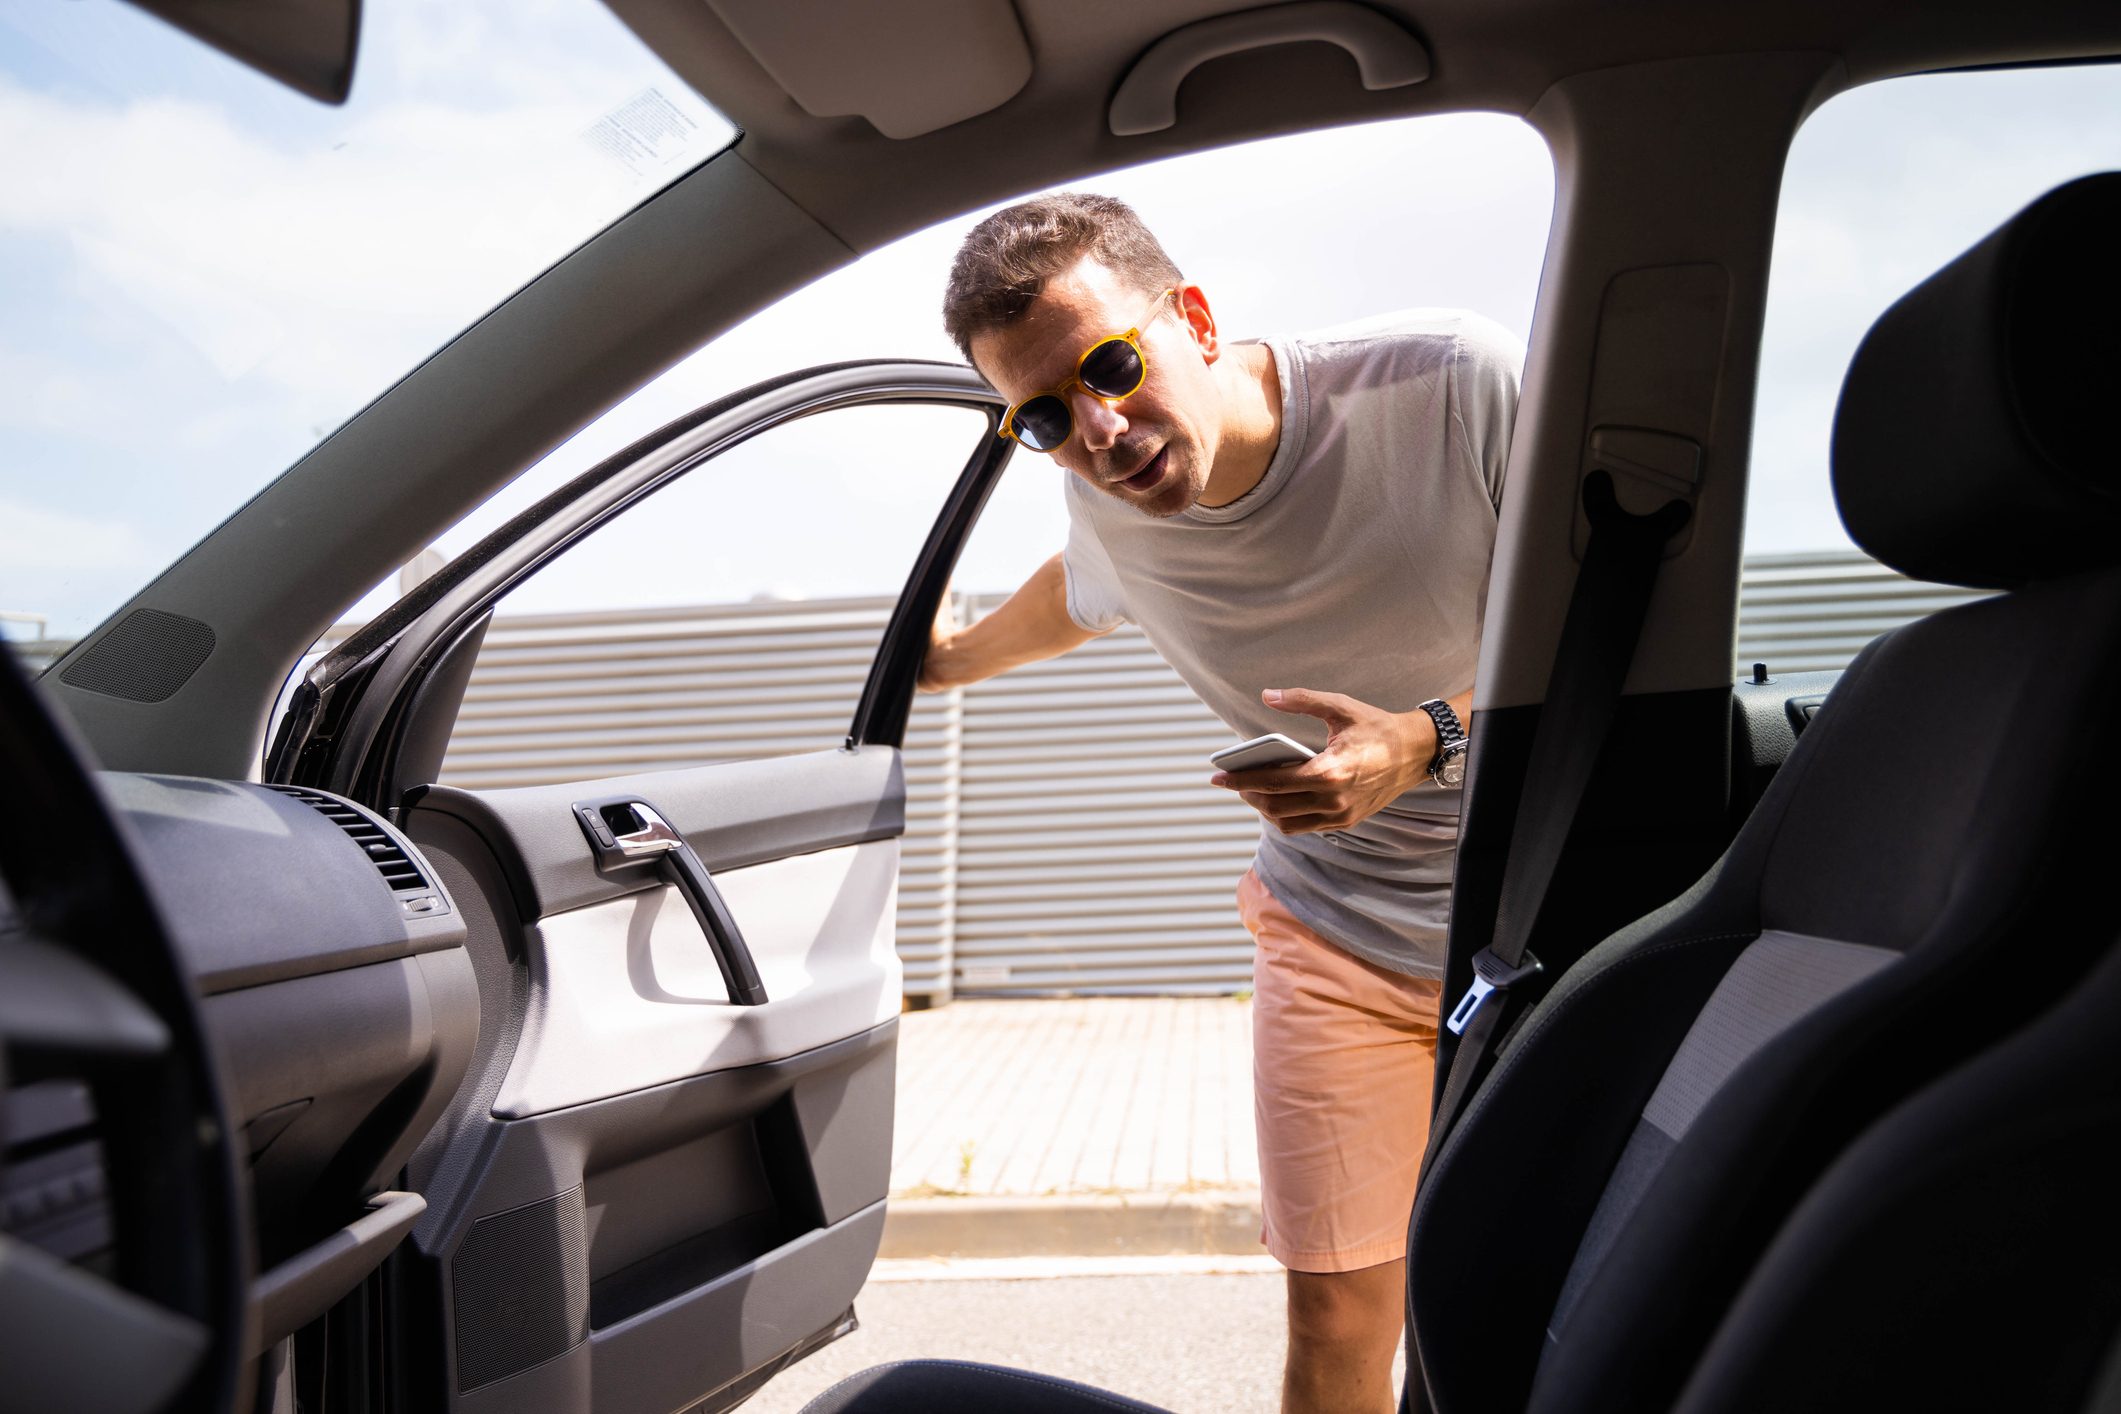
[0,1,736,662]
[1745,62,2121,672]
[429,402,986,789]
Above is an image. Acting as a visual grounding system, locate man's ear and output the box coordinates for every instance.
[1175,283,1220,364]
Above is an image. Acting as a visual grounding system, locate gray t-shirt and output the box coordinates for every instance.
[1062,308,1522,979]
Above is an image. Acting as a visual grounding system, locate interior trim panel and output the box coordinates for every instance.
[410,745,905,919]
[393,740,911,1410]
[405,1021,898,1413]
[497,840,902,1117]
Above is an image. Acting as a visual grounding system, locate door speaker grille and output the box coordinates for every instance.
[451,1187,590,1391]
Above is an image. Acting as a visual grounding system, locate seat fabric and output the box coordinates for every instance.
[799,1359,1174,1413]
[1407,572,2121,1414]
[1671,932,2121,1414]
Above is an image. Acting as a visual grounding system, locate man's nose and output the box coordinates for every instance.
[1072,389,1128,452]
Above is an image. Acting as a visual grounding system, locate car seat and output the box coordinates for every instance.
[1668,927,2121,1414]
[1406,170,2121,1414]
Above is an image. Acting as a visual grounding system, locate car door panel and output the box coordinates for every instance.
[491,837,899,1117]
[413,747,905,1116]
[434,1029,892,1414]
[410,744,904,918]
[290,368,1011,1411]
[397,744,907,1412]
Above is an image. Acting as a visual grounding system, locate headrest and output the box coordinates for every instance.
[1831,172,2121,590]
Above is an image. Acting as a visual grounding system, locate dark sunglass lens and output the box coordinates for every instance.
[1078,339,1144,398]
[1011,396,1072,451]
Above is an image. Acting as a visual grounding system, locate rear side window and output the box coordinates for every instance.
[1743,63,2121,672]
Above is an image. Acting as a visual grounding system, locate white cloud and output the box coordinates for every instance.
[0,343,107,434]
[0,0,737,639]
[74,231,284,380]
[0,494,151,570]
[0,79,730,411]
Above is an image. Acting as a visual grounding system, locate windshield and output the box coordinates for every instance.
[0,0,736,655]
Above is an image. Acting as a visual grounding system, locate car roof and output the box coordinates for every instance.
[607,0,2121,252]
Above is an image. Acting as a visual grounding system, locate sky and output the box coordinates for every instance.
[0,0,737,640]
[2,3,2119,643]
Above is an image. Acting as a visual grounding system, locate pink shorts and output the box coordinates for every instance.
[1240,868,1443,1273]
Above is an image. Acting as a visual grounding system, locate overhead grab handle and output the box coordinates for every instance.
[1108,1,1431,137]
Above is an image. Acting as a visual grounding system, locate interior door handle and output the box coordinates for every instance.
[611,808,684,858]
[571,796,769,1006]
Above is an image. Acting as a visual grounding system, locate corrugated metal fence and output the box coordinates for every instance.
[15,551,1987,999]
[428,550,1986,1000]
[1732,551,1990,672]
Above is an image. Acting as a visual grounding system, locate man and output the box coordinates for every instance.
[919,191,1519,1414]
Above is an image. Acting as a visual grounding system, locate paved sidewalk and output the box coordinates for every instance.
[881,998,1264,1259]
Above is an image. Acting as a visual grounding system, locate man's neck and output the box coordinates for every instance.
[1196,342,1284,508]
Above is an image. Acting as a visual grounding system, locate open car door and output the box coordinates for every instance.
[272,362,1007,1413]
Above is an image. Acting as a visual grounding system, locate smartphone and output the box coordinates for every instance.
[1210,733,1317,773]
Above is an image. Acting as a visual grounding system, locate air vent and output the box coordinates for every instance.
[270,785,431,894]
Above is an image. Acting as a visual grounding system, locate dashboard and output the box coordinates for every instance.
[2,776,477,1345]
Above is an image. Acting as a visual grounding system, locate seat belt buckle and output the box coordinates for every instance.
[1445,947,1544,1035]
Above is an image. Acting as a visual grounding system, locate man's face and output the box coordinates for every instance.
[971,258,1221,519]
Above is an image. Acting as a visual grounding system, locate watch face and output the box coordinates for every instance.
[1433,744,1468,788]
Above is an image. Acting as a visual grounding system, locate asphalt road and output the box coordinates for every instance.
[742,1271,1407,1413]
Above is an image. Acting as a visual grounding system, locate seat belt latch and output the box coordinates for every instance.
[1445,947,1544,1036]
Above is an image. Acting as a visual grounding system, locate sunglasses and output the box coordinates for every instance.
[998,288,1176,452]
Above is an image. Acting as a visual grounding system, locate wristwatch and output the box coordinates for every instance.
[1416,698,1469,788]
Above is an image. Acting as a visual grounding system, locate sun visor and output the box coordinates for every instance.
[120,0,358,104]
[702,0,1032,139]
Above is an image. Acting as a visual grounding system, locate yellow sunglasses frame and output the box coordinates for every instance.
[996,287,1176,449]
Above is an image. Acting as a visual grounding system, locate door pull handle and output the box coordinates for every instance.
[571,797,769,1006]
[611,814,683,858]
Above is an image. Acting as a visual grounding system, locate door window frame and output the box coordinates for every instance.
[267,361,1010,807]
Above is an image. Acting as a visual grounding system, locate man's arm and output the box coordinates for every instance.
[918,551,1109,692]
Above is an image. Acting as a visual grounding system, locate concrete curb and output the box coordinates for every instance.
[879,1190,1264,1260]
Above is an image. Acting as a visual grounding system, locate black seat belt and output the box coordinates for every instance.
[1399,468,1691,1414]
[1423,468,1692,1170]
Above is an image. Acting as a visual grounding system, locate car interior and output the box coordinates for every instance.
[3,2,2119,1414]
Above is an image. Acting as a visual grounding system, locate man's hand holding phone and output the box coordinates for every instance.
[1209,687,1439,835]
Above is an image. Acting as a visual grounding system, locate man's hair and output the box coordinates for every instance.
[942,192,1184,363]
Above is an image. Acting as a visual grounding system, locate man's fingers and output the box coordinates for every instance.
[1216,767,1322,793]
[1263,686,1360,726]
[1240,789,1335,817]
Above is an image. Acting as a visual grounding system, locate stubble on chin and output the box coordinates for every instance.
[1130,483,1193,519]
[1103,449,1198,521]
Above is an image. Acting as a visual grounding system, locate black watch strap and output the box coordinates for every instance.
[1417,698,1467,763]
